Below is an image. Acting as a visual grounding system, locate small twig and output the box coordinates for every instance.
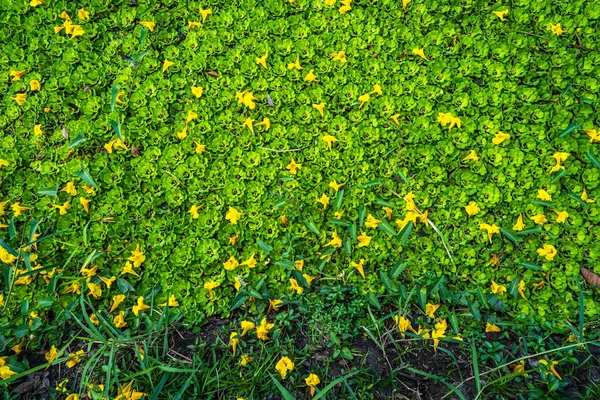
[257,146,309,153]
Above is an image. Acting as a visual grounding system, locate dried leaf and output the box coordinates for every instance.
[581,266,600,287]
[83,86,91,93]
[267,94,275,107]
[61,126,69,140]
[207,71,219,78]
[131,145,141,157]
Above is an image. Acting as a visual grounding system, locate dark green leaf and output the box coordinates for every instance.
[0,239,17,256]
[328,219,351,227]
[256,239,273,255]
[379,271,397,294]
[359,180,381,188]
[68,130,86,149]
[396,169,410,184]
[304,220,320,236]
[468,301,481,321]
[109,119,123,141]
[139,28,148,47]
[273,199,287,209]
[270,375,297,400]
[110,84,119,112]
[519,261,543,271]
[38,296,56,307]
[559,120,581,137]
[130,51,148,62]
[37,186,59,197]
[358,205,366,227]
[377,220,397,236]
[73,163,98,189]
[333,189,344,211]
[9,216,16,239]
[500,227,522,245]
[374,198,393,207]
[586,149,600,169]
[398,221,413,245]
[366,292,381,309]
[117,278,135,293]
[515,228,543,236]
[390,261,407,279]
[550,168,568,184]
[343,236,352,256]
[230,293,250,311]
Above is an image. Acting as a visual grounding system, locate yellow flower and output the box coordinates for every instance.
[479,223,499,242]
[256,118,271,131]
[550,23,566,36]
[490,280,507,296]
[339,0,352,14]
[370,83,382,95]
[66,350,85,368]
[188,21,202,29]
[334,210,344,219]
[241,254,257,268]
[189,204,202,219]
[437,112,461,130]
[485,323,501,333]
[269,299,283,312]
[11,340,24,354]
[286,158,302,175]
[295,260,305,271]
[313,102,326,117]
[236,90,258,109]
[33,124,44,136]
[66,395,79,400]
[241,320,255,337]
[513,213,526,231]
[327,232,343,248]
[290,278,303,294]
[117,381,145,400]
[537,244,557,261]
[128,243,146,267]
[10,70,26,81]
[357,232,371,247]
[351,259,365,279]
[113,311,128,328]
[70,25,85,38]
[530,214,547,225]
[199,8,212,22]
[425,303,439,318]
[463,150,479,162]
[303,273,315,285]
[159,294,179,307]
[256,54,268,70]
[550,152,570,173]
[287,55,302,70]
[132,296,150,316]
[492,131,510,145]
[358,93,370,109]
[240,355,254,366]
[538,359,562,380]
[223,256,239,271]
[321,135,338,151]
[162,59,175,72]
[464,201,480,217]
[195,142,206,154]
[394,315,416,335]
[537,189,552,201]
[226,206,243,224]
[256,318,275,340]
[227,234,239,246]
[234,276,243,291]
[87,282,102,298]
[325,0,336,6]
[243,117,254,133]
[109,294,126,313]
[61,181,78,196]
[191,86,203,98]
[12,93,27,106]
[552,210,568,224]
[121,262,140,277]
[329,180,344,192]
[98,275,116,289]
[52,201,71,215]
[365,214,382,229]
[518,280,526,299]
[315,194,330,209]
[584,129,600,143]
[78,197,91,213]
[230,332,239,356]
[304,69,317,82]
[138,21,155,31]
[0,159,9,169]
[581,188,594,203]
[402,0,411,10]
[412,47,429,61]
[80,266,98,280]
[382,206,393,220]
[45,345,59,364]
[185,110,198,124]
[30,80,41,91]
[30,0,43,6]
[275,356,295,379]
[330,50,347,62]
[78,8,90,20]
[492,9,508,21]
[56,378,68,393]
[305,373,320,396]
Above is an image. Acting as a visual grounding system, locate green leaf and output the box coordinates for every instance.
[14,324,29,338]
[130,51,148,62]
[532,200,555,208]
[328,219,351,227]
[508,278,521,298]
[139,27,148,47]
[0,239,18,256]
[273,199,287,209]
[390,261,407,279]
[343,236,352,256]
[117,279,135,293]
[109,119,123,142]
[37,186,59,197]
[519,261,543,271]
[398,221,413,246]
[360,180,381,188]
[379,271,397,294]
[68,130,86,149]
[333,189,344,211]
[559,120,582,137]
[8,216,16,240]
[230,292,250,311]
[358,205,366,227]
[500,227,522,246]
[377,220,397,236]
[270,374,297,400]
[304,219,320,236]
[373,198,393,208]
[366,292,381,309]
[515,228,543,236]
[567,191,590,208]
[396,169,410,184]
[73,163,98,189]
[468,301,481,321]
[448,312,459,334]
[586,149,600,169]
[256,239,273,255]
[110,84,119,112]
[349,223,357,241]
[550,168,568,184]
[38,296,55,307]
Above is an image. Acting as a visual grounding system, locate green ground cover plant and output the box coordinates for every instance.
[1,0,600,398]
